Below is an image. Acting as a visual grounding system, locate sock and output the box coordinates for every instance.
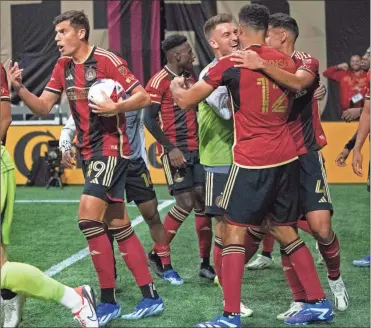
[104,223,118,281]
[154,243,172,269]
[280,251,307,301]
[195,210,213,260]
[1,288,17,300]
[201,257,210,268]
[262,233,275,255]
[79,220,116,303]
[297,219,312,234]
[284,238,326,301]
[109,224,153,287]
[244,228,265,264]
[222,244,245,314]
[139,282,159,299]
[213,237,223,286]
[1,261,64,302]
[318,234,341,280]
[163,206,189,243]
[60,286,84,312]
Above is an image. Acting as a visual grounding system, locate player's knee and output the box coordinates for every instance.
[143,210,161,226]
[78,219,105,239]
[176,195,194,213]
[313,228,334,244]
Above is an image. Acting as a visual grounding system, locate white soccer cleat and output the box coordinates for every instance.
[223,300,253,317]
[2,294,25,328]
[276,301,304,320]
[328,275,349,311]
[73,285,99,327]
[246,254,273,270]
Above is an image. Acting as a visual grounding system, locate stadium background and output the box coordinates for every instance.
[0,0,370,185]
[0,2,370,327]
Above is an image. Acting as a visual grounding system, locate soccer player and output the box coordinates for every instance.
[1,63,98,328]
[59,106,181,282]
[351,68,370,267]
[199,13,252,317]
[170,4,332,327]
[144,34,215,283]
[231,12,349,315]
[7,10,163,326]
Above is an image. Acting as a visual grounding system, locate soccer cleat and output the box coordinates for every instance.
[214,275,221,288]
[328,275,349,311]
[277,301,305,320]
[353,254,370,267]
[147,251,164,278]
[195,314,241,328]
[163,269,184,285]
[96,302,121,326]
[284,299,333,325]
[223,300,253,318]
[199,265,216,280]
[73,285,99,328]
[2,293,25,328]
[246,254,273,270]
[121,297,164,320]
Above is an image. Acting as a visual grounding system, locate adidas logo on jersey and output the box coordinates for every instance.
[90,250,101,255]
[66,74,73,80]
[319,196,328,203]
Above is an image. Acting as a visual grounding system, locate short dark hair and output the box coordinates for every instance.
[53,10,90,41]
[203,13,233,39]
[268,13,299,40]
[238,4,270,31]
[161,34,187,53]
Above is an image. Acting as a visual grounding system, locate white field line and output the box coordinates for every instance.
[44,199,175,277]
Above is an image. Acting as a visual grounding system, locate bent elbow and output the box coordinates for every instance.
[142,93,152,107]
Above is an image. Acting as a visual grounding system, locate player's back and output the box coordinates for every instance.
[233,45,297,167]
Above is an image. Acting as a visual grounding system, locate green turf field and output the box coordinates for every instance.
[4,185,370,327]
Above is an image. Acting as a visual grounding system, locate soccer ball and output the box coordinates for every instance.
[88,79,125,117]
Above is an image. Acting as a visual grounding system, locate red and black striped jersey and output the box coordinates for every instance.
[204,45,298,168]
[45,46,140,160]
[145,66,198,156]
[1,63,10,102]
[287,51,327,155]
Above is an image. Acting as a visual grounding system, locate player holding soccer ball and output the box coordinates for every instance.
[1,63,98,328]
[8,10,164,326]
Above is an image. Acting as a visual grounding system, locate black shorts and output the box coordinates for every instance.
[82,156,129,204]
[205,171,228,217]
[126,159,156,204]
[298,151,333,216]
[161,150,205,196]
[221,161,300,228]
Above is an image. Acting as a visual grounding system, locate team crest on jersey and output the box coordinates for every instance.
[118,65,127,76]
[85,67,96,81]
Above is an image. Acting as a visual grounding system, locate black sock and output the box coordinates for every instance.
[262,251,272,258]
[163,264,173,271]
[307,298,325,304]
[100,288,116,304]
[140,283,159,299]
[1,289,17,300]
[328,274,340,281]
[223,311,239,318]
[201,257,210,268]
[295,299,306,303]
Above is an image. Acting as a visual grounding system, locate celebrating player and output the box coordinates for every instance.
[231,12,349,315]
[198,13,252,317]
[1,63,98,328]
[7,10,164,326]
[170,4,332,327]
[144,34,215,283]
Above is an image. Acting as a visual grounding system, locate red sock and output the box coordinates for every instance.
[281,252,306,301]
[318,234,341,279]
[213,237,223,286]
[109,224,153,286]
[244,228,265,264]
[195,212,212,259]
[222,244,245,313]
[262,234,275,253]
[284,238,326,301]
[154,243,171,266]
[78,220,116,288]
[163,206,189,243]
[297,219,312,234]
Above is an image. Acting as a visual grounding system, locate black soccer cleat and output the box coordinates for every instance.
[147,251,164,278]
[199,265,216,280]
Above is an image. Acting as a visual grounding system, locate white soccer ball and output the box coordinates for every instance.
[88,79,125,117]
